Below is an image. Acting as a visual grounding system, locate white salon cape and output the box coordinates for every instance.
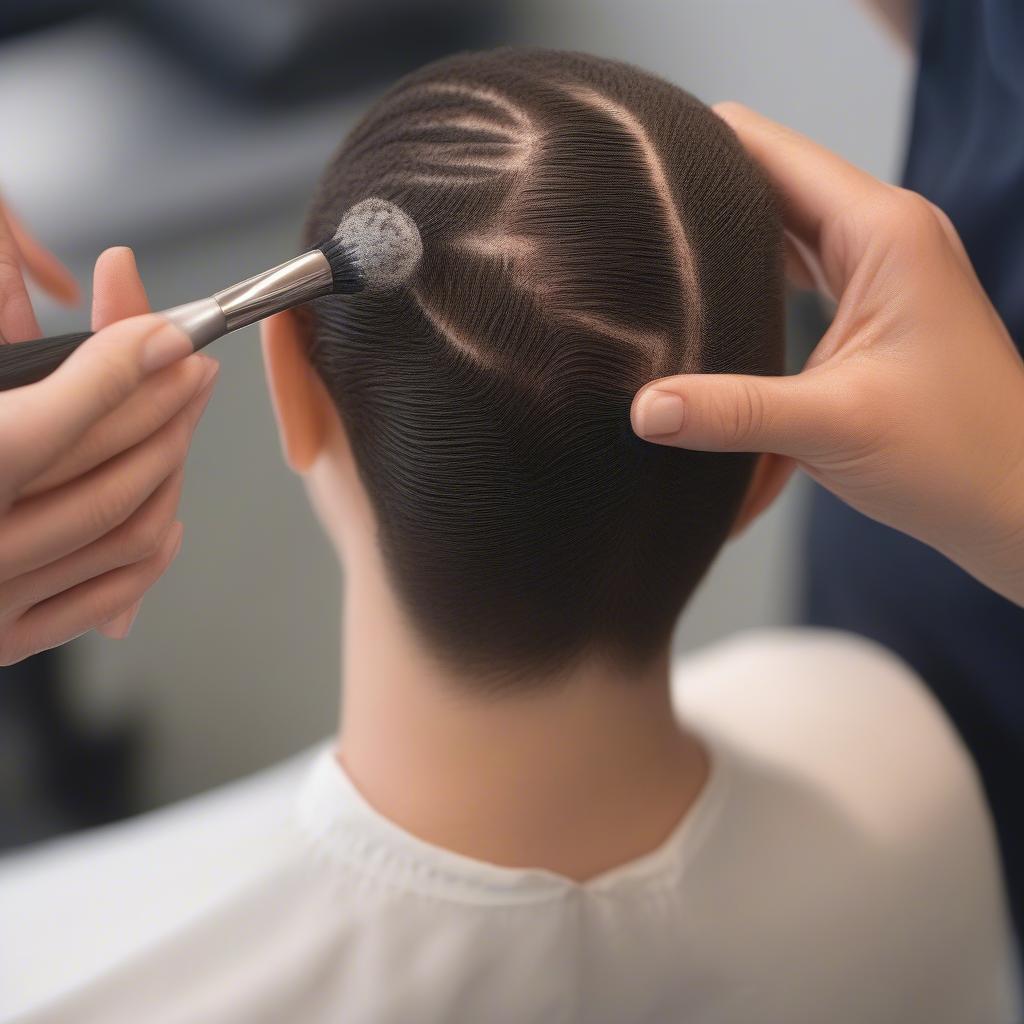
[1,629,1019,1024]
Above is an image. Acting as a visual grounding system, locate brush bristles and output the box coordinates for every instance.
[318,238,366,295]
[326,198,423,294]
[0,330,94,391]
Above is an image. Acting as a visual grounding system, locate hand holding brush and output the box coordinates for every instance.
[0,197,422,392]
[0,197,422,661]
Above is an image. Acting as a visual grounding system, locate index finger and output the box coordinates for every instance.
[0,313,193,496]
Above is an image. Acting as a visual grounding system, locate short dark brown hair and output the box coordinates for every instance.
[302,49,784,688]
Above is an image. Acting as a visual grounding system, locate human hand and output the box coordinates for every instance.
[631,103,1024,606]
[0,247,217,665]
[0,195,81,342]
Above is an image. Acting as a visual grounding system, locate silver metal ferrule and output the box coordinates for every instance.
[161,298,227,350]
[160,250,333,351]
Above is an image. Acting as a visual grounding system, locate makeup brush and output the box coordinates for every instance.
[0,197,423,392]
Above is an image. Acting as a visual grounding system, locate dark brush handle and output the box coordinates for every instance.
[0,331,94,392]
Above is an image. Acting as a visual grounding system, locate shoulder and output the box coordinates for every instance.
[676,625,930,705]
[671,629,1019,1016]
[672,627,986,838]
[673,626,971,811]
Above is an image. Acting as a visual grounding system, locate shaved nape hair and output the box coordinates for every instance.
[303,49,784,689]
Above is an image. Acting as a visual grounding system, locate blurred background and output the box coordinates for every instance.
[0,0,910,850]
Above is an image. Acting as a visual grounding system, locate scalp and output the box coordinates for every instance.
[301,49,785,685]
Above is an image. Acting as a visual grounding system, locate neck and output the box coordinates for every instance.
[336,553,708,881]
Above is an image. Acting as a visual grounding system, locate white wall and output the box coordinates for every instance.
[520,0,912,179]
[3,2,912,807]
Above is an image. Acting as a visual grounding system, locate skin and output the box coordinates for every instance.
[0,203,217,665]
[260,311,786,880]
[0,196,80,344]
[632,103,1024,610]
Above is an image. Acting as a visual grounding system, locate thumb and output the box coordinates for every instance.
[631,372,831,456]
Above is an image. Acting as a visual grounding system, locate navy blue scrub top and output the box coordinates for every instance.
[805,0,1024,943]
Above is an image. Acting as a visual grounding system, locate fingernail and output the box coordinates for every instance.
[107,602,141,640]
[142,322,194,375]
[634,390,684,438]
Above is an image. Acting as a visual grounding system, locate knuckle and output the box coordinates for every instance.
[898,187,934,214]
[720,381,765,449]
[66,332,145,411]
[891,188,942,238]
[855,188,945,265]
[87,477,140,536]
[91,347,142,411]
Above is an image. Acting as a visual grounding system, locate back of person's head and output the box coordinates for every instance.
[293,48,784,686]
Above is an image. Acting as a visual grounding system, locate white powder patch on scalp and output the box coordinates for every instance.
[336,198,423,291]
